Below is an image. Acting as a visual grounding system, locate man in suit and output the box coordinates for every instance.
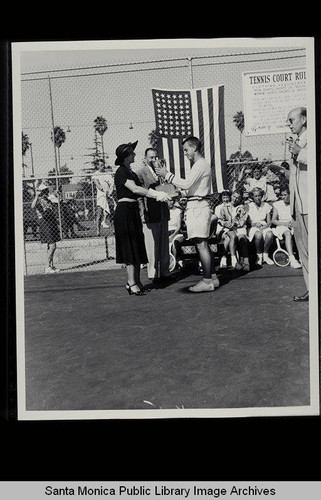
[287,107,308,301]
[136,148,176,282]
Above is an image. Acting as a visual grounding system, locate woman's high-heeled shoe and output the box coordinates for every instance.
[126,283,146,296]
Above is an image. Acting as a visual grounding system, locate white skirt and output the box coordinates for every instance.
[248,226,273,242]
[272,225,293,239]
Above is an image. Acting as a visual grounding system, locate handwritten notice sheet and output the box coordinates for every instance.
[242,68,306,136]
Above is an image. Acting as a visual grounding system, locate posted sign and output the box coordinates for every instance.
[242,67,306,136]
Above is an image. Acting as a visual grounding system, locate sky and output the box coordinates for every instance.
[13,38,312,180]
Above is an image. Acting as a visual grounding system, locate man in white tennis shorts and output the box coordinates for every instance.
[155,136,219,292]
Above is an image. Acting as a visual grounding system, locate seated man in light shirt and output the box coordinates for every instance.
[155,135,219,293]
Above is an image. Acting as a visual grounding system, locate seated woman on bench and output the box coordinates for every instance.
[271,185,301,269]
[247,187,275,266]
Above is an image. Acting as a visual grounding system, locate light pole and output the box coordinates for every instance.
[48,75,63,239]
[29,142,34,177]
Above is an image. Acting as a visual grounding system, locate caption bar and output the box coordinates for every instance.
[0,482,320,499]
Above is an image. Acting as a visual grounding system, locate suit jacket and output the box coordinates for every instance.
[136,164,170,223]
[289,130,308,216]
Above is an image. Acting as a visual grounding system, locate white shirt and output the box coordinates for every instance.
[146,163,159,183]
[296,129,307,165]
[165,158,212,198]
[246,176,267,193]
[92,171,114,210]
[273,200,291,224]
[247,201,272,224]
[214,202,225,218]
[92,171,114,196]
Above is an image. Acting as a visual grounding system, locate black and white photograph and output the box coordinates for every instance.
[11,37,319,421]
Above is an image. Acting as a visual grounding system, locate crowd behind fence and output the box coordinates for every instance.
[22,156,292,275]
[23,160,291,236]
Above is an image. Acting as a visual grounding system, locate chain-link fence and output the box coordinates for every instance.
[22,173,118,274]
[20,45,306,275]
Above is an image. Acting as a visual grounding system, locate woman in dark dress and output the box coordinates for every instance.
[114,141,172,295]
[31,183,61,274]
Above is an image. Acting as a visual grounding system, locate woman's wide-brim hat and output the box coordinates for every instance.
[115,140,138,165]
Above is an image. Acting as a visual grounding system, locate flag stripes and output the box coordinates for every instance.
[159,137,191,180]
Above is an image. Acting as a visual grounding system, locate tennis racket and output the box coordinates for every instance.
[273,238,290,267]
[169,234,185,272]
[169,251,176,272]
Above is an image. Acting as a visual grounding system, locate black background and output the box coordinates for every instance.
[1,18,320,482]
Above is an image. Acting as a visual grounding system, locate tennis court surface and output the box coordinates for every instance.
[23,264,310,413]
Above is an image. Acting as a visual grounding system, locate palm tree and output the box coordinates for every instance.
[148,129,159,149]
[229,148,254,191]
[94,116,108,161]
[83,132,103,175]
[233,111,245,153]
[22,132,30,176]
[51,126,66,173]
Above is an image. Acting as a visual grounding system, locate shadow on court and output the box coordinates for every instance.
[23,263,310,413]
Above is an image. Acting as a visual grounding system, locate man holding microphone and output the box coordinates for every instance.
[286,106,308,302]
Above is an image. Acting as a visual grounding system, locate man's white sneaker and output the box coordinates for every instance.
[189,280,215,293]
[263,255,274,265]
[290,257,302,269]
[256,254,263,266]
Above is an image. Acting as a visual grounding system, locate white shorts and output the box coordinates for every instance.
[272,226,293,239]
[185,202,212,240]
[248,226,273,242]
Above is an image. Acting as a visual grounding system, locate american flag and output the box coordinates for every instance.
[152,85,228,193]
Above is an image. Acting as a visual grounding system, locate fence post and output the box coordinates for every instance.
[187,57,194,89]
[23,239,28,276]
[91,178,96,222]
